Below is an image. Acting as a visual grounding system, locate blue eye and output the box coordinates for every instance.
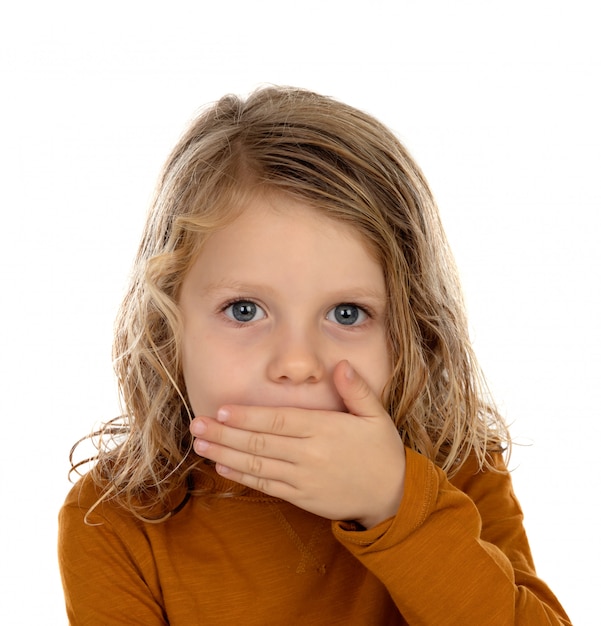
[224,300,266,323]
[327,304,368,326]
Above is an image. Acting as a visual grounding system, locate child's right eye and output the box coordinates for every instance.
[223,300,266,323]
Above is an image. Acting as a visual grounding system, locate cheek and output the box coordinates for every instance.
[182,357,223,417]
[362,336,393,397]
[181,334,218,414]
[181,334,256,416]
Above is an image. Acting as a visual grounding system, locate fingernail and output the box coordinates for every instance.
[195,439,209,452]
[344,361,355,381]
[191,420,207,436]
[217,408,230,422]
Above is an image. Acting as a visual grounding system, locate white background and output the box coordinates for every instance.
[1,1,599,623]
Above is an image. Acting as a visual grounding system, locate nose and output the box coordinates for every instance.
[266,323,325,385]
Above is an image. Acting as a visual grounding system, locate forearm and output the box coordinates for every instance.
[333,448,571,625]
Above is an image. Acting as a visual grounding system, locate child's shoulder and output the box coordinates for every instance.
[448,449,517,514]
[60,471,125,527]
[60,468,193,524]
[62,472,106,510]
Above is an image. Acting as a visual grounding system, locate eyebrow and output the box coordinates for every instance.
[200,280,277,296]
[202,280,388,304]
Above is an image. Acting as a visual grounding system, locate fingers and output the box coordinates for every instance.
[213,464,293,499]
[201,440,295,490]
[216,405,315,437]
[191,416,300,498]
[188,363,405,524]
[191,415,301,463]
[333,360,387,418]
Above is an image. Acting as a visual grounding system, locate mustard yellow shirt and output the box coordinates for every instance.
[58,448,570,624]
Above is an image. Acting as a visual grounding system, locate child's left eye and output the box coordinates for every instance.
[326,304,368,326]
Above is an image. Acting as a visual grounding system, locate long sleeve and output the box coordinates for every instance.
[333,447,571,625]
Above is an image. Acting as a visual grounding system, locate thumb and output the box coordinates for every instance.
[333,360,386,418]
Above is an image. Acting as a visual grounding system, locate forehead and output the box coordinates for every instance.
[184,192,385,293]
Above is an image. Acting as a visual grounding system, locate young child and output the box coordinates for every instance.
[58,86,571,625]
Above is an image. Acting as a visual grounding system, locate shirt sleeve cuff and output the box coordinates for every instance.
[332,447,439,550]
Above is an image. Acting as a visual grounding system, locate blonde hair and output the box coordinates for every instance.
[72,86,509,520]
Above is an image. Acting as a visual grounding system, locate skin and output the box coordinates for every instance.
[180,193,406,529]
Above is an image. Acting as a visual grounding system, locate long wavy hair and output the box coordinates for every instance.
[71,86,510,520]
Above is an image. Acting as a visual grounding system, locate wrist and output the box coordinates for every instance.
[357,481,405,529]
